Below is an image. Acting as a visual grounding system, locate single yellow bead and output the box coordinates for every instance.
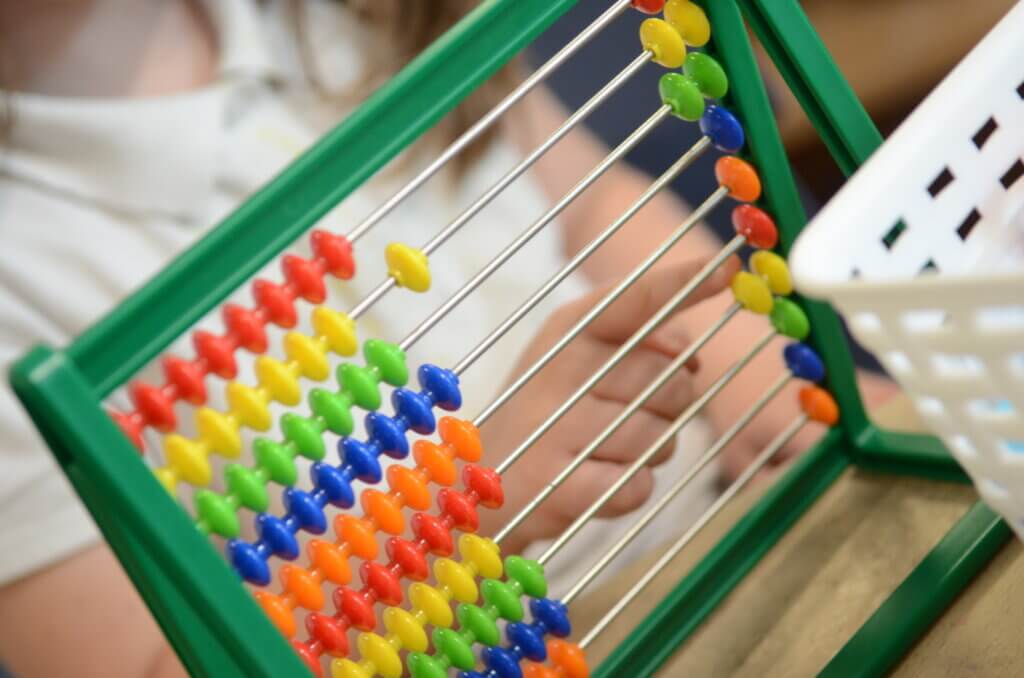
[284,331,330,381]
[255,356,301,406]
[226,382,271,431]
[196,407,241,458]
[664,0,710,47]
[730,271,774,315]
[434,558,478,603]
[153,467,179,495]
[313,306,358,357]
[164,434,212,486]
[459,534,503,580]
[357,633,402,678]
[331,659,371,678]
[383,607,428,653]
[750,250,793,296]
[385,243,431,292]
[639,18,686,69]
[409,583,454,628]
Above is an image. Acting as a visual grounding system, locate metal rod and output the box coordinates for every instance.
[493,303,741,544]
[345,0,635,244]
[580,413,809,649]
[531,329,776,560]
[452,136,713,374]
[563,370,792,604]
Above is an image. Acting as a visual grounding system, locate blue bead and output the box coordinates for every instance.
[226,539,270,585]
[311,462,355,508]
[482,646,522,678]
[256,514,299,560]
[419,364,462,411]
[700,104,745,153]
[283,488,327,534]
[529,598,571,638]
[507,623,547,662]
[340,437,382,483]
[392,387,437,435]
[365,412,409,460]
[459,673,486,678]
[784,342,826,383]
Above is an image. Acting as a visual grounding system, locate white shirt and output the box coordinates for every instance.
[0,0,716,597]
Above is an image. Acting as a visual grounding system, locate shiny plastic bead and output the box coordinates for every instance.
[255,590,296,637]
[388,465,431,509]
[342,438,383,483]
[715,156,761,202]
[463,464,504,509]
[460,534,503,580]
[313,462,355,508]
[225,463,268,511]
[282,254,326,303]
[223,303,267,353]
[307,612,350,656]
[130,382,178,430]
[339,364,382,411]
[257,513,300,559]
[227,382,272,431]
[313,307,358,357]
[335,586,377,631]
[337,515,378,560]
[508,622,547,661]
[110,409,144,450]
[410,582,454,628]
[784,343,826,383]
[311,229,356,280]
[631,0,665,13]
[365,412,409,460]
[770,298,810,340]
[197,407,241,457]
[407,653,448,678]
[192,331,237,379]
[228,539,270,585]
[665,0,710,46]
[254,438,297,485]
[523,664,559,678]
[310,388,354,435]
[284,487,327,533]
[386,537,429,581]
[433,628,476,670]
[482,646,522,678]
[731,205,778,249]
[364,339,409,386]
[414,440,458,485]
[384,607,429,653]
[482,579,524,622]
[505,557,548,598]
[438,489,479,532]
[165,435,211,486]
[392,388,436,435]
[418,364,463,411]
[281,413,326,460]
[152,467,176,494]
[730,271,773,315]
[360,633,404,678]
[252,279,297,327]
[435,558,479,603]
[195,489,239,537]
[684,52,727,98]
[385,242,431,292]
[285,331,330,380]
[800,385,840,425]
[162,356,206,405]
[750,250,793,296]
[281,563,325,610]
[362,489,404,534]
[658,73,704,121]
[256,356,301,406]
[547,640,590,678]
[700,104,745,154]
[295,641,325,678]
[331,659,370,678]
[439,417,483,462]
[639,18,686,68]
[531,598,571,638]
[308,538,351,584]
[458,604,500,647]
[412,512,455,556]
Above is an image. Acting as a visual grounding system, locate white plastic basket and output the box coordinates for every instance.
[790,3,1024,536]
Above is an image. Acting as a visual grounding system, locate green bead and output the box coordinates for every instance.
[504,557,547,598]
[457,604,500,647]
[364,339,408,386]
[407,652,448,678]
[195,490,239,537]
[338,364,382,411]
[658,72,705,122]
[253,438,297,486]
[225,464,268,511]
[309,388,354,435]
[280,414,325,461]
[481,579,523,622]
[771,297,810,340]
[432,628,475,670]
[684,52,728,99]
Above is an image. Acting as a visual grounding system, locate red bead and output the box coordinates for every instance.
[631,0,666,13]
[192,330,237,379]
[291,639,323,677]
[360,561,403,606]
[162,356,206,405]
[282,255,327,304]
[411,512,454,556]
[386,538,429,581]
[438,489,479,533]
[223,304,268,353]
[462,465,504,510]
[306,612,349,657]
[731,205,779,250]
[129,382,177,431]
[311,230,356,280]
[334,587,376,631]
[109,410,144,451]
[252,279,298,328]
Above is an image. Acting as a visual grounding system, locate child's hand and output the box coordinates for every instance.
[478,255,740,553]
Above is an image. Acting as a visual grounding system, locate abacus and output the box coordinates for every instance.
[9,1,1011,677]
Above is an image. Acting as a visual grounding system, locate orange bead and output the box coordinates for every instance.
[387,465,431,510]
[280,564,325,611]
[362,489,404,534]
[715,156,762,203]
[335,515,378,560]
[799,385,840,426]
[254,590,296,637]
[438,416,483,462]
[548,640,589,678]
[413,439,457,486]
[307,539,351,585]
[523,663,560,678]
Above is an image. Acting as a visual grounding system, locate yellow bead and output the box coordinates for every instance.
[639,18,686,69]
[226,382,271,431]
[750,250,793,296]
[409,582,454,628]
[196,407,241,458]
[331,659,371,678]
[313,307,358,357]
[164,434,212,486]
[383,607,428,653]
[357,633,402,678]
[284,332,330,381]
[459,535,503,580]
[153,467,178,495]
[255,356,301,406]
[664,0,710,47]
[385,243,431,293]
[434,558,478,603]
[730,271,774,315]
